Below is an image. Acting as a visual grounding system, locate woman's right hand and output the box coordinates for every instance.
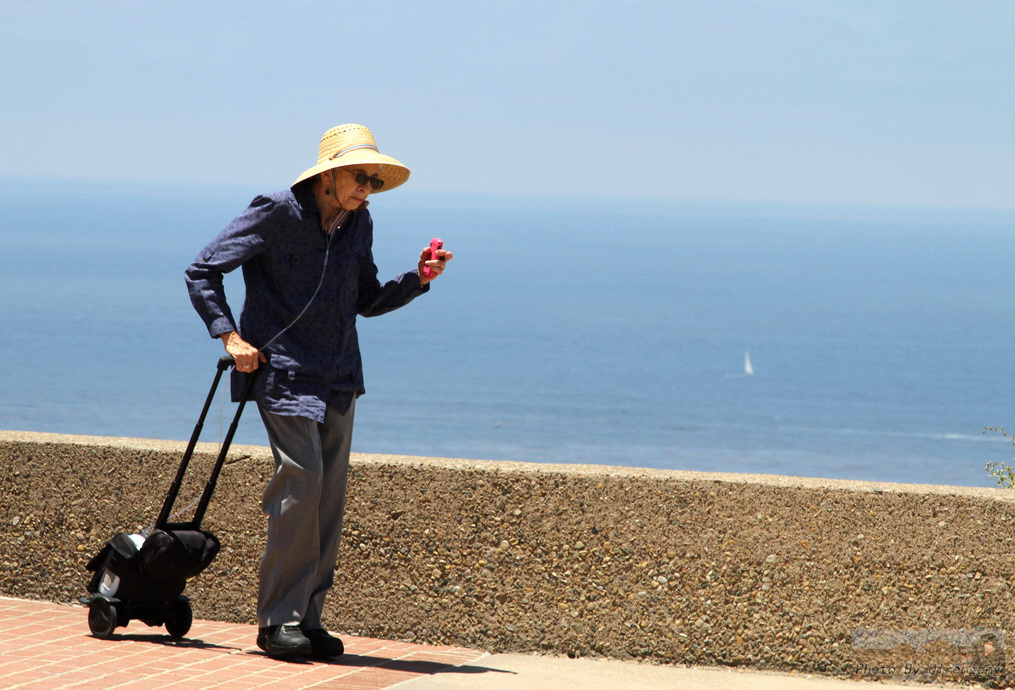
[221,331,266,371]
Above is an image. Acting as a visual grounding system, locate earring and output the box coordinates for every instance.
[324,188,332,195]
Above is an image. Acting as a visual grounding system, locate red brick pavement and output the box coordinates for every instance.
[0,597,487,689]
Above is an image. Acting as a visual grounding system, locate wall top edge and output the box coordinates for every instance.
[2,429,1007,502]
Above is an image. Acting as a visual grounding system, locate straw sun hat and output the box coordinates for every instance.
[291,124,410,192]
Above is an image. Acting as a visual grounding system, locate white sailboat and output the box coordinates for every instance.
[744,351,754,376]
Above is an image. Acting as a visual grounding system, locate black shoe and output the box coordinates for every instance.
[257,625,312,659]
[303,628,344,659]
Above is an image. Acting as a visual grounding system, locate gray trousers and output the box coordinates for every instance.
[256,401,355,628]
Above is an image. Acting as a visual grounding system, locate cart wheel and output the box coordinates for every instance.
[87,598,119,639]
[165,597,192,639]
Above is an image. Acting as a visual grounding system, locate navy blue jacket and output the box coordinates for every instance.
[185,185,426,420]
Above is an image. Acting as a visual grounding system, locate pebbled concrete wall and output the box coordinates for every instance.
[2,431,1013,684]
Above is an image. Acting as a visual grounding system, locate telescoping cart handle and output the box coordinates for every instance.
[155,356,257,531]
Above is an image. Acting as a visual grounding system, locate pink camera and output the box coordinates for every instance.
[423,238,443,278]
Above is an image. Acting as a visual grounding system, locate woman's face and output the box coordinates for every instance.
[330,163,382,211]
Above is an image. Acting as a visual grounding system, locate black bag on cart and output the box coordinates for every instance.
[85,529,220,602]
[81,356,255,639]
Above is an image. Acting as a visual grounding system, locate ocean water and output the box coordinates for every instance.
[2,180,1014,488]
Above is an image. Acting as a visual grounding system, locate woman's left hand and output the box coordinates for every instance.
[418,245,453,285]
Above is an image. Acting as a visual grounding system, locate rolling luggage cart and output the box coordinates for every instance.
[80,355,255,639]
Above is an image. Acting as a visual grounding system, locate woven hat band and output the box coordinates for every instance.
[329,143,379,161]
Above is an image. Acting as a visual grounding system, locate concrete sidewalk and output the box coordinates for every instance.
[0,597,939,689]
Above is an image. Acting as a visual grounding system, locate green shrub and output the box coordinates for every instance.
[984,426,1015,488]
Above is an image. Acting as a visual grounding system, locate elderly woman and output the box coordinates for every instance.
[185,124,451,660]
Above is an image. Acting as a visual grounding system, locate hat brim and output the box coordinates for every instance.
[291,149,410,192]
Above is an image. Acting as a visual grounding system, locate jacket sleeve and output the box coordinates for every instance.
[356,263,429,317]
[354,214,429,317]
[184,195,274,338]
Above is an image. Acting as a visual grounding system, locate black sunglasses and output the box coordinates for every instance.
[343,168,385,190]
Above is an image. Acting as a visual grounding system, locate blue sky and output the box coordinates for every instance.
[2,1,1012,210]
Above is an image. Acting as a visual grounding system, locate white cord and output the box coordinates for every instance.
[144,495,201,536]
[159,222,338,532]
[260,228,335,351]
